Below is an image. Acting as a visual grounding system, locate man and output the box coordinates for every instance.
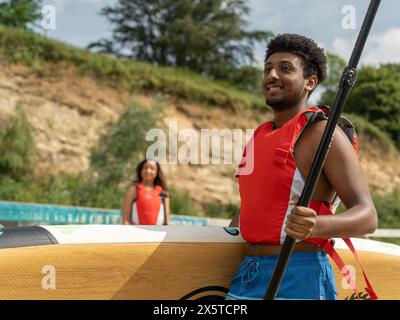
[227,34,377,300]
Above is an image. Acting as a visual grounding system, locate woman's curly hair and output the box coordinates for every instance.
[265,33,328,86]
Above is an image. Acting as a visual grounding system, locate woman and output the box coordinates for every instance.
[122,159,170,225]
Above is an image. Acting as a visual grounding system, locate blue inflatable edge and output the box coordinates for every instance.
[0,201,208,226]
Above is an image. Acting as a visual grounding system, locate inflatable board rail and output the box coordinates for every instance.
[0,225,398,300]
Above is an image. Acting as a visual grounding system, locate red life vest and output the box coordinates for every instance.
[131,183,165,225]
[237,106,377,299]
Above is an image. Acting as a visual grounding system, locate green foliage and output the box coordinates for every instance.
[204,200,239,219]
[0,0,41,30]
[0,25,265,111]
[345,113,395,153]
[336,189,400,245]
[204,200,223,217]
[319,52,347,106]
[336,190,400,229]
[0,174,125,209]
[90,99,160,184]
[0,106,36,178]
[346,67,400,149]
[0,176,32,202]
[373,189,400,229]
[0,175,68,204]
[371,237,400,246]
[89,0,272,87]
[63,175,125,209]
[168,185,198,216]
[225,65,263,93]
[320,60,400,149]
[371,189,400,245]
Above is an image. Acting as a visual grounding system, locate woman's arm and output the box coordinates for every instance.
[122,186,136,225]
[164,193,170,225]
[229,212,240,227]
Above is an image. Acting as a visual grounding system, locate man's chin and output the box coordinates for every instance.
[266,98,284,109]
[266,99,295,112]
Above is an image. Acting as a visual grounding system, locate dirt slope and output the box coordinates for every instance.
[0,62,398,210]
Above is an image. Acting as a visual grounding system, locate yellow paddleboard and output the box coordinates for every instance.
[0,225,398,300]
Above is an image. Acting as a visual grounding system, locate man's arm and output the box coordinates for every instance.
[287,121,377,240]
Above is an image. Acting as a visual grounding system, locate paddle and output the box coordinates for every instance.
[264,0,382,300]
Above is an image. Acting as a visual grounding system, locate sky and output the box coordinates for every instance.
[39,0,400,68]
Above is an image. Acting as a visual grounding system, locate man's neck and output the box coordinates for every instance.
[273,101,308,129]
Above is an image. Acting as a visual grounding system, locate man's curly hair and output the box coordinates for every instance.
[265,33,328,85]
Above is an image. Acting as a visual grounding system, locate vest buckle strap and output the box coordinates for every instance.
[275,147,289,165]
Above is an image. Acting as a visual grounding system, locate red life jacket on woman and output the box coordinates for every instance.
[236,106,377,299]
[131,183,166,225]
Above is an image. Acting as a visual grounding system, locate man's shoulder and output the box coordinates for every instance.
[302,117,327,138]
[298,116,355,153]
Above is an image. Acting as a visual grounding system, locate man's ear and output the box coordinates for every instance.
[305,75,318,93]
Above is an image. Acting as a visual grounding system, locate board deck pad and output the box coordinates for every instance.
[0,225,398,300]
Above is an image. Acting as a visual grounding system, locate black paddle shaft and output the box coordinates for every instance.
[264,0,381,300]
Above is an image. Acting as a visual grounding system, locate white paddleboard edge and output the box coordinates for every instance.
[41,225,400,256]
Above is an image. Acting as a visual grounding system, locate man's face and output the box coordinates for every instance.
[262,52,311,110]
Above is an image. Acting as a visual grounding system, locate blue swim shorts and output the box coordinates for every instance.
[226,251,338,300]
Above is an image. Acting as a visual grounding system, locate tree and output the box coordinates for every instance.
[319,55,400,149]
[90,100,160,184]
[0,106,36,178]
[345,64,400,149]
[226,65,263,93]
[319,52,347,106]
[88,0,271,84]
[0,0,42,30]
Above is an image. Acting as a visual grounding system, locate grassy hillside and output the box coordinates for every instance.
[345,113,397,154]
[1,26,396,152]
[0,25,265,112]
